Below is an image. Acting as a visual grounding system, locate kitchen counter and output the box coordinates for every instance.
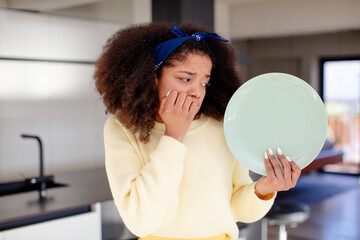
[0,167,112,231]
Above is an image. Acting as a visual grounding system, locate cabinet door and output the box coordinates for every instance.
[0,9,49,59]
[3,203,101,240]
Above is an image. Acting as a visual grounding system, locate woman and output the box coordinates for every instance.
[94,22,301,240]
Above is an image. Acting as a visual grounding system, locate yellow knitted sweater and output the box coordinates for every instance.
[104,114,275,240]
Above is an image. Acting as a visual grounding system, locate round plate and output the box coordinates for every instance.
[224,73,328,175]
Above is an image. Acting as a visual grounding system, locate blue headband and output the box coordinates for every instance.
[154,24,229,70]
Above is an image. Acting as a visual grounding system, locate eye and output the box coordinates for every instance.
[180,78,191,82]
[201,82,211,87]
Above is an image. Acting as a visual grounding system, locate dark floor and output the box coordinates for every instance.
[267,172,359,240]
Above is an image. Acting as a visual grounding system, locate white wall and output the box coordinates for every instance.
[0,9,123,180]
[49,0,151,24]
[0,0,6,7]
[232,30,360,92]
[227,0,360,40]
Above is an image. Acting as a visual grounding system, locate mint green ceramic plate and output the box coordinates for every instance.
[224,73,328,175]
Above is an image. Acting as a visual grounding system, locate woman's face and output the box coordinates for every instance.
[155,53,212,115]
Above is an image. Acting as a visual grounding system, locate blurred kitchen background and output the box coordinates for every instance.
[0,0,359,240]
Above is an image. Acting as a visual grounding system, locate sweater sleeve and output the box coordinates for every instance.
[104,116,187,237]
[231,160,276,223]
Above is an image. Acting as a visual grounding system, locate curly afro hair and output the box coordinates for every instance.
[94,22,243,143]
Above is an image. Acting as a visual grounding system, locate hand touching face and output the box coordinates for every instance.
[156,53,212,115]
[155,53,212,141]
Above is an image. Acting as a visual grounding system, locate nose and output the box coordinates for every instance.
[188,83,202,99]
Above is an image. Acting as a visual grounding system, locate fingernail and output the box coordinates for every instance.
[268,148,273,155]
[277,147,283,155]
[264,152,268,159]
[286,156,292,162]
[165,89,173,97]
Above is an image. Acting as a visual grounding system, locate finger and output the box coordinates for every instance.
[192,98,200,107]
[188,100,199,116]
[165,89,173,97]
[165,89,178,109]
[267,148,284,180]
[287,157,301,187]
[158,96,168,114]
[175,92,187,109]
[264,152,276,179]
[276,147,292,188]
[183,96,193,112]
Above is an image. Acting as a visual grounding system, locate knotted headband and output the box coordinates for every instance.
[154,24,229,70]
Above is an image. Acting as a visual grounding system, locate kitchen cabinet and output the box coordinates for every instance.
[0,169,116,239]
[0,8,118,60]
[0,9,49,59]
[1,203,101,240]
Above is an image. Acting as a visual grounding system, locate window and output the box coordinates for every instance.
[320,56,360,164]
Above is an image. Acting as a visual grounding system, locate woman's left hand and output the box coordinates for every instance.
[254,147,301,199]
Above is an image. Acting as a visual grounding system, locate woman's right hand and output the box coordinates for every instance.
[158,90,200,142]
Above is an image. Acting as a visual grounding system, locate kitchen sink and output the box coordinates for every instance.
[0,175,68,197]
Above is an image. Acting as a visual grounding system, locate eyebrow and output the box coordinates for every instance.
[177,71,211,78]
